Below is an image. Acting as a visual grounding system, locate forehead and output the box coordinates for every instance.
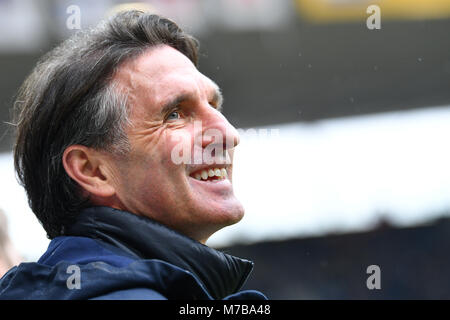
[114,45,218,112]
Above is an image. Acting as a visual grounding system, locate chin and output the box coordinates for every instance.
[205,201,245,228]
[178,197,245,241]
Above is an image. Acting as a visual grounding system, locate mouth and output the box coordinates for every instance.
[188,167,229,182]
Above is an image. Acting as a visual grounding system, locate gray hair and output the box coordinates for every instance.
[13,11,199,238]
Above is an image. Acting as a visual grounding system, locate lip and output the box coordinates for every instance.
[187,164,230,178]
[187,174,233,193]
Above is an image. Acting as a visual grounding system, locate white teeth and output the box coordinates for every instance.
[221,168,227,178]
[192,168,228,181]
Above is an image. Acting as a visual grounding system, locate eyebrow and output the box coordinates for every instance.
[160,87,224,116]
[160,93,192,116]
[212,87,224,112]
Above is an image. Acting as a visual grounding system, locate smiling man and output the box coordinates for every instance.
[0,11,266,300]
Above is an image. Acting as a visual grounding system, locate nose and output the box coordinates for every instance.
[200,106,240,151]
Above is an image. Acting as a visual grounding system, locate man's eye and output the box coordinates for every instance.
[167,111,181,121]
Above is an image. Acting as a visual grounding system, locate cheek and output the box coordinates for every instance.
[164,129,194,167]
[161,139,180,167]
[126,127,191,189]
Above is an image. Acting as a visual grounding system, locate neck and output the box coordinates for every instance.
[66,206,254,299]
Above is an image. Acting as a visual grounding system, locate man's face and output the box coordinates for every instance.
[108,45,244,242]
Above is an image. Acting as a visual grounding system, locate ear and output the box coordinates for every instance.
[62,145,116,198]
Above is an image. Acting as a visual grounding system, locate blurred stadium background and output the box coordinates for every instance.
[1,0,450,298]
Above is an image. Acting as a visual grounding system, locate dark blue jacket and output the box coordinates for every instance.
[0,206,267,300]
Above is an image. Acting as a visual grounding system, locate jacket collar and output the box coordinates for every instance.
[66,206,254,299]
